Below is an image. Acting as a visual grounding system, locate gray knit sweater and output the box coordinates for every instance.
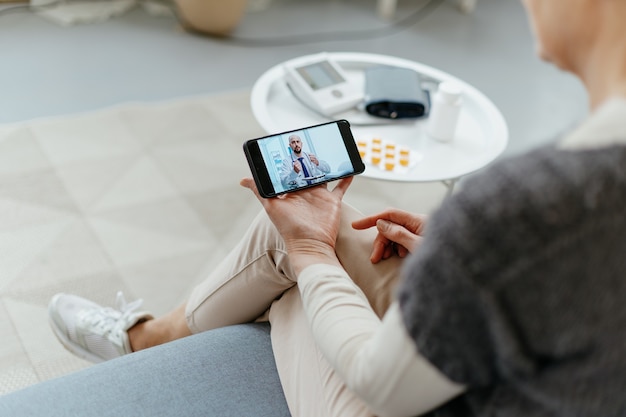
[398,144,626,416]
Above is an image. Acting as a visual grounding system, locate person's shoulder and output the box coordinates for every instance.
[421,144,626,287]
[439,144,626,228]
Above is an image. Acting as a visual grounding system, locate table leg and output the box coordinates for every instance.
[442,178,458,198]
[377,0,398,20]
[458,0,477,13]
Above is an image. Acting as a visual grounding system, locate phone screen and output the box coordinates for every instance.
[243,120,365,198]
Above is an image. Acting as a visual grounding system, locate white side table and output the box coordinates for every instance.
[250,52,508,194]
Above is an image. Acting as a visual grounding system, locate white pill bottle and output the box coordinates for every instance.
[427,81,463,143]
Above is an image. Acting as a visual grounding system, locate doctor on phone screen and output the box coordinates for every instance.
[280,134,330,188]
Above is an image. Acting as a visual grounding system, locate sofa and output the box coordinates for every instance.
[0,323,291,417]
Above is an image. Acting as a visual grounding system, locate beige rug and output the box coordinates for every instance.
[0,90,447,395]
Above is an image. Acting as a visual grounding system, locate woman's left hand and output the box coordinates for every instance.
[240,176,353,274]
[352,208,426,264]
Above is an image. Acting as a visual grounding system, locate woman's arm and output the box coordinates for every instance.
[298,264,465,417]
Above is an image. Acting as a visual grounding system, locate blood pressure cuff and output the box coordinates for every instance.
[364,65,430,119]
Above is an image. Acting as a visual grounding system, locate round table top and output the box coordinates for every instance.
[250,52,509,183]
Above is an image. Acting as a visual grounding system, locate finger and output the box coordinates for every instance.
[383,243,394,260]
[376,219,420,254]
[240,177,257,193]
[353,208,425,233]
[331,176,353,199]
[397,245,409,258]
[381,209,426,234]
[370,237,387,263]
[351,208,399,230]
[352,220,376,230]
[240,177,265,203]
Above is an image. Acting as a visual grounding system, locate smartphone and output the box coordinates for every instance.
[243,119,365,198]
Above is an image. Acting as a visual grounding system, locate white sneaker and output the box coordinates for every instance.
[48,291,154,363]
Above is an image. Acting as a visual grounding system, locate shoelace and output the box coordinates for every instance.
[78,291,144,336]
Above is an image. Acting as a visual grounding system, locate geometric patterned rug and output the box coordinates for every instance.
[0,89,447,395]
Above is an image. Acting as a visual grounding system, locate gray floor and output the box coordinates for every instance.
[1,0,588,156]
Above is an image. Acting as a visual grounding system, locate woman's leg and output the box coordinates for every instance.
[50,199,402,366]
[130,209,297,350]
[183,200,400,330]
[184,209,297,332]
[132,201,401,353]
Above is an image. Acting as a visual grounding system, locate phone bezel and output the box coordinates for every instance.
[243,119,364,198]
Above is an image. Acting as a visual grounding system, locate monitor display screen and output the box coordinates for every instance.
[295,61,345,91]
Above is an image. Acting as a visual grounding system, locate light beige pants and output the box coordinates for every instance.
[186,203,403,417]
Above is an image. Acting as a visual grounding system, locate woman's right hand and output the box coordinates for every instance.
[351,208,427,263]
[240,176,353,274]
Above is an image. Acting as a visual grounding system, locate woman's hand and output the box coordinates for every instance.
[351,208,427,264]
[240,176,354,274]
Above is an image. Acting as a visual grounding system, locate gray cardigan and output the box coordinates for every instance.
[399,144,626,416]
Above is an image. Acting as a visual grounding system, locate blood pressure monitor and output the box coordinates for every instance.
[283,53,364,117]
